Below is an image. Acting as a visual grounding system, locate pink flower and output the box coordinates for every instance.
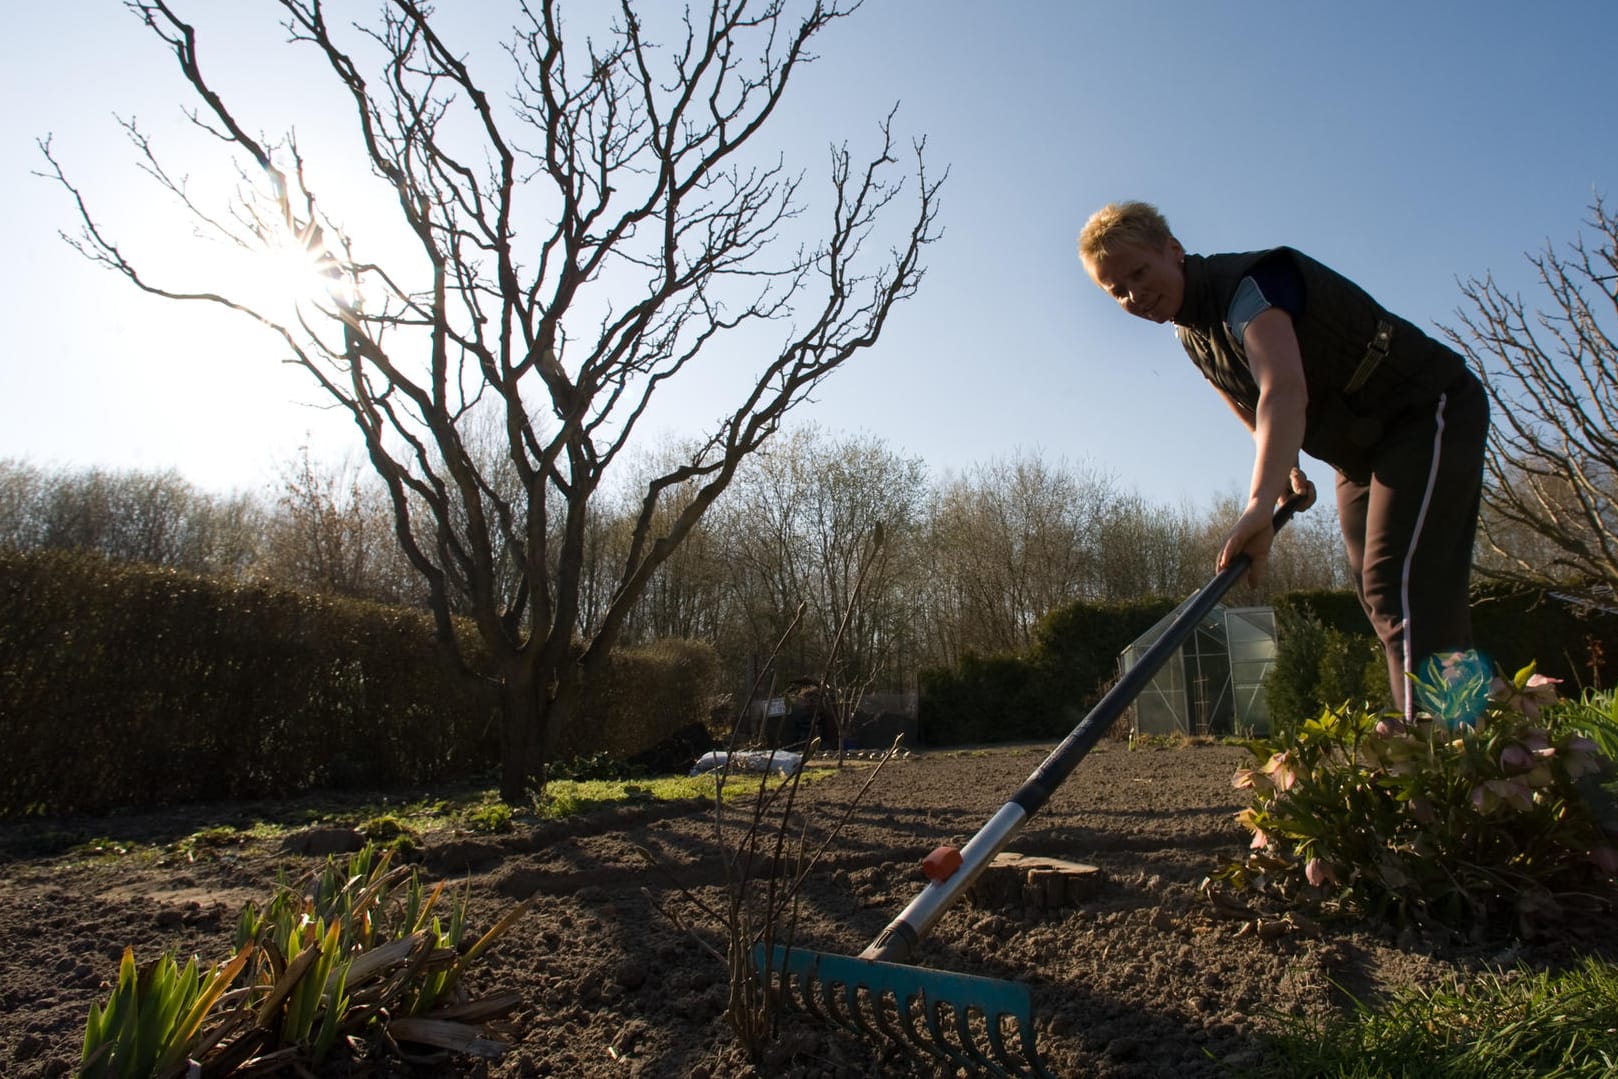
[1255,750,1294,792]
[1437,651,1473,684]
[1521,764,1555,789]
[1500,744,1534,773]
[1592,846,1618,875]
[1524,673,1562,706]
[1261,751,1298,792]
[1250,828,1270,851]
[1374,717,1407,738]
[1491,672,1562,720]
[1231,768,1270,792]
[1407,797,1436,825]
[1559,736,1604,780]
[1471,780,1533,813]
[1304,858,1337,887]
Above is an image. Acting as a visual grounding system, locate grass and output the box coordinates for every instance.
[1256,957,1618,1077]
[536,774,734,819]
[14,767,805,866]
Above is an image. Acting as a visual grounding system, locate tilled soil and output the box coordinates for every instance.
[4,743,1615,1077]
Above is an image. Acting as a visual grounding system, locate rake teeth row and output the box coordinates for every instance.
[756,944,1055,1078]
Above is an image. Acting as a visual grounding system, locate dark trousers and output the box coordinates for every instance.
[1335,373,1488,717]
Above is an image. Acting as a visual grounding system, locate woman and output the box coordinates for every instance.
[1078,201,1487,718]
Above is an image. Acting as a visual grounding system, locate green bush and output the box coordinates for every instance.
[1266,605,1389,737]
[1220,657,1618,937]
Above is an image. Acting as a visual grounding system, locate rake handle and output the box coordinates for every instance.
[860,495,1305,963]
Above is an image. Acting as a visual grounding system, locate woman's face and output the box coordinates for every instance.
[1084,236,1186,324]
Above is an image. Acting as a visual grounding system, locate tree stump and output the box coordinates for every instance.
[968,852,1107,910]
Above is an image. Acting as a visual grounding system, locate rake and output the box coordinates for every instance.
[755,498,1304,1075]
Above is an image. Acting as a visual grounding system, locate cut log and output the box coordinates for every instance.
[968,852,1107,910]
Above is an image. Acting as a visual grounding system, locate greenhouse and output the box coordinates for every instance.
[1119,599,1277,737]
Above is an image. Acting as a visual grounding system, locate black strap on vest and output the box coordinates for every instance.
[1344,319,1394,393]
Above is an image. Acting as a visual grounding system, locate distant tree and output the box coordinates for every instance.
[1263,502,1352,594]
[716,426,926,693]
[1444,197,1618,593]
[593,442,732,649]
[0,458,262,577]
[1197,491,1351,601]
[0,459,47,553]
[49,1,939,800]
[259,446,422,605]
[1088,493,1207,603]
[921,453,1120,662]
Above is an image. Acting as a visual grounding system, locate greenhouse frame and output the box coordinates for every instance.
[1118,599,1277,737]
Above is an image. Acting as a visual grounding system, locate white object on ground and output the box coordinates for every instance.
[689,749,804,777]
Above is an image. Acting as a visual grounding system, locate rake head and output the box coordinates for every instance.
[755,943,1054,1077]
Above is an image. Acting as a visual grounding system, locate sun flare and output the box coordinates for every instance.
[215,219,354,322]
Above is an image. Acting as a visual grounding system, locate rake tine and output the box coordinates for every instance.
[866,986,913,1053]
[912,995,984,1074]
[983,1009,1036,1078]
[948,1000,984,1071]
[836,979,879,1039]
[758,947,1057,1076]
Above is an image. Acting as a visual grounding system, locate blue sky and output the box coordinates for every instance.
[4,1,1615,507]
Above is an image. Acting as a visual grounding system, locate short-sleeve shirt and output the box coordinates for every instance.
[1227,254,1304,345]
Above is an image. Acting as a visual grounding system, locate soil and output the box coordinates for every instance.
[4,743,1616,1078]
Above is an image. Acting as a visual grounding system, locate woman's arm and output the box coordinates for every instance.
[1217,307,1315,580]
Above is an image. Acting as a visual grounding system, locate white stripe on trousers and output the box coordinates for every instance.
[1399,392,1449,720]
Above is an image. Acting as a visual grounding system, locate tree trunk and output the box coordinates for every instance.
[498,665,544,804]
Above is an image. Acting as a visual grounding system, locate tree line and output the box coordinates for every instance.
[0,430,1352,702]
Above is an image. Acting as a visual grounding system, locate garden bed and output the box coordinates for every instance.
[4,743,1615,1077]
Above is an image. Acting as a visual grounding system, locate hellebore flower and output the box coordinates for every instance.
[1473,778,1534,814]
[1235,809,1271,850]
[1304,858,1337,887]
[1407,797,1436,825]
[1559,735,1604,780]
[1521,764,1555,789]
[1591,846,1618,875]
[1500,744,1535,773]
[1261,751,1298,792]
[1232,768,1271,792]
[1525,673,1562,707]
[1490,672,1563,720]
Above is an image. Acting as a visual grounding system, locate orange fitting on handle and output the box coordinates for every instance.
[922,845,963,883]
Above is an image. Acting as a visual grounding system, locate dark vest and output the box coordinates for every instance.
[1174,248,1468,471]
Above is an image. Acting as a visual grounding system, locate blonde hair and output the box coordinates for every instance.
[1078,201,1174,263]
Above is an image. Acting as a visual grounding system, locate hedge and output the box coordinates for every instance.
[0,549,718,817]
[918,597,1175,746]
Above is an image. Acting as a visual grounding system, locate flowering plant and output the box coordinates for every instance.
[1217,657,1618,937]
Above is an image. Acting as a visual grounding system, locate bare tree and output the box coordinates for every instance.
[1444,197,1618,592]
[1196,491,1351,602]
[48,1,940,800]
[258,446,424,604]
[714,426,925,693]
[921,453,1120,661]
[0,459,264,577]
